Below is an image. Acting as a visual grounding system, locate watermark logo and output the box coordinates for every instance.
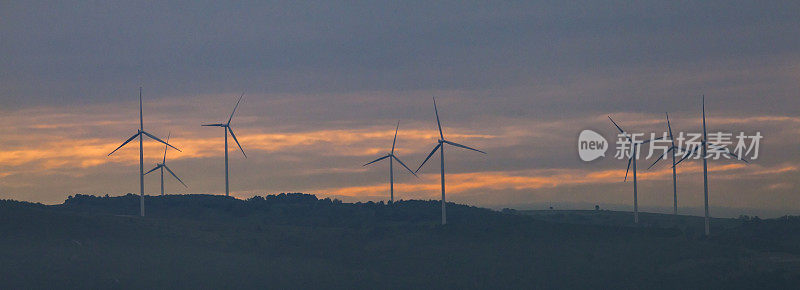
[578,129,762,163]
[613,132,762,161]
[578,130,608,161]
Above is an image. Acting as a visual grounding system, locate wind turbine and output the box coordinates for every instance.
[202,93,247,196]
[144,132,188,195]
[363,121,418,203]
[673,95,748,236]
[415,97,486,225]
[646,112,682,215]
[608,116,661,224]
[108,87,181,217]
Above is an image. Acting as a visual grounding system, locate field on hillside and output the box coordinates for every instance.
[2,194,800,289]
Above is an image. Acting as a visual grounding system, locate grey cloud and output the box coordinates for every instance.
[3,1,799,108]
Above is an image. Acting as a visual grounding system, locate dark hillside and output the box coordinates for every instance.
[1,194,799,289]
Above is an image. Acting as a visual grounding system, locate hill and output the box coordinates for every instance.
[1,193,799,289]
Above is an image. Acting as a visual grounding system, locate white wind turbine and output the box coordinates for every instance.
[672,95,748,236]
[608,116,661,224]
[202,93,247,196]
[108,87,181,217]
[144,132,188,195]
[415,98,486,225]
[363,121,418,203]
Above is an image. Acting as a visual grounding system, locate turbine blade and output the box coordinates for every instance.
[624,157,632,182]
[108,132,141,156]
[608,116,631,141]
[164,165,188,188]
[708,142,749,163]
[139,87,143,130]
[142,131,182,152]
[391,121,399,154]
[443,140,486,154]
[228,127,247,158]
[608,116,625,134]
[392,155,418,177]
[163,132,170,164]
[674,145,701,167]
[433,97,444,139]
[363,155,390,167]
[672,145,686,165]
[666,112,674,142]
[640,136,664,145]
[144,165,161,175]
[227,92,245,125]
[415,143,441,173]
[727,151,749,163]
[646,146,674,170]
[201,123,226,127]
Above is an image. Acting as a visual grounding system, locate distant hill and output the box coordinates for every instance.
[1,193,799,289]
[515,209,743,233]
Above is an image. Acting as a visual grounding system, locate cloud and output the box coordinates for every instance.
[312,162,797,199]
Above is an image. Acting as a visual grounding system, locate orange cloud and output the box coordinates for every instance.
[0,126,493,174]
[311,162,797,200]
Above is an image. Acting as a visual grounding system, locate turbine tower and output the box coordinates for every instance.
[673,95,748,236]
[415,97,486,225]
[144,132,188,195]
[202,93,247,196]
[608,116,660,224]
[108,87,181,217]
[363,121,418,203]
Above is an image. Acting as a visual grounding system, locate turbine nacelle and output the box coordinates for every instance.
[363,122,418,178]
[108,130,181,156]
[416,99,486,174]
[608,115,662,182]
[144,131,188,190]
[416,97,486,225]
[201,92,247,196]
[201,93,247,159]
[144,163,188,188]
[363,121,418,203]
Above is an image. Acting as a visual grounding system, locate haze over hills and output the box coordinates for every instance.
[2,193,799,288]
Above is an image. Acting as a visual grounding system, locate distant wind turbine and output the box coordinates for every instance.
[108,87,181,217]
[202,93,247,196]
[415,97,486,225]
[363,121,418,203]
[646,112,683,215]
[608,116,661,224]
[673,95,748,236]
[144,132,188,195]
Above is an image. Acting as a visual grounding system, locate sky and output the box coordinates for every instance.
[1,1,799,217]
